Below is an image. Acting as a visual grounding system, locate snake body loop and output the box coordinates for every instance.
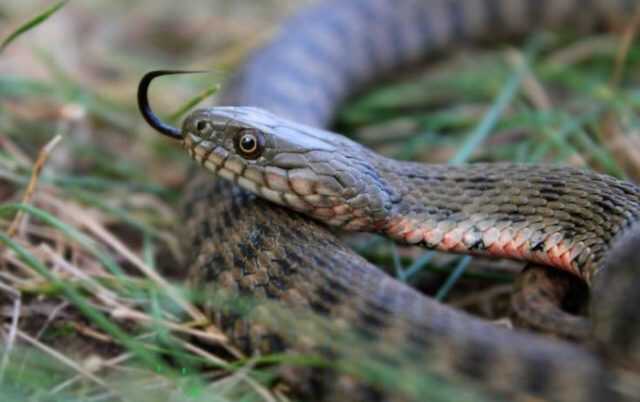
[142,0,640,400]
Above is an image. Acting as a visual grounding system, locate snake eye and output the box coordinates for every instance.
[194,120,212,136]
[234,129,264,160]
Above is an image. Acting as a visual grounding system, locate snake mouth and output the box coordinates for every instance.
[188,138,358,225]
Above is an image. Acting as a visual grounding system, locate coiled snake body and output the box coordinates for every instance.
[139,1,640,401]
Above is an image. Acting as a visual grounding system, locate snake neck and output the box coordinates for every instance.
[370,159,640,283]
[182,105,640,284]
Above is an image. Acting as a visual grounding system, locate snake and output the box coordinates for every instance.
[137,0,640,401]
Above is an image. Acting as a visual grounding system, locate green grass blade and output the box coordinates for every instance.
[449,69,526,164]
[528,107,604,162]
[0,203,125,278]
[0,232,166,371]
[169,83,221,123]
[400,251,436,282]
[450,36,546,164]
[0,0,70,53]
[435,256,472,301]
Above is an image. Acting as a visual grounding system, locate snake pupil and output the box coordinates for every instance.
[240,135,256,152]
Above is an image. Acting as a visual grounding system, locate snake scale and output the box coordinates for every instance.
[138,0,640,401]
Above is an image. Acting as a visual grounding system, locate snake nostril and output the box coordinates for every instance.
[196,120,208,132]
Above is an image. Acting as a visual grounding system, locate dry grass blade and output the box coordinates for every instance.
[7,134,63,238]
[0,135,32,168]
[34,301,70,339]
[448,37,544,164]
[611,6,640,88]
[600,7,640,180]
[544,36,620,66]
[12,328,113,393]
[49,352,134,396]
[179,340,276,401]
[37,244,120,306]
[212,357,277,402]
[111,306,228,345]
[506,49,552,110]
[42,194,207,324]
[0,281,21,383]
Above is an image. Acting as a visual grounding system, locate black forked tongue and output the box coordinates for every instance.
[137,70,206,140]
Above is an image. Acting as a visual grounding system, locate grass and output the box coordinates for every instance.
[0,1,639,402]
[0,0,69,53]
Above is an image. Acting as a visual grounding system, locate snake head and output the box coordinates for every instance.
[181,106,393,229]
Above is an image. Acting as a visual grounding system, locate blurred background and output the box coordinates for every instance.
[1,1,639,401]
